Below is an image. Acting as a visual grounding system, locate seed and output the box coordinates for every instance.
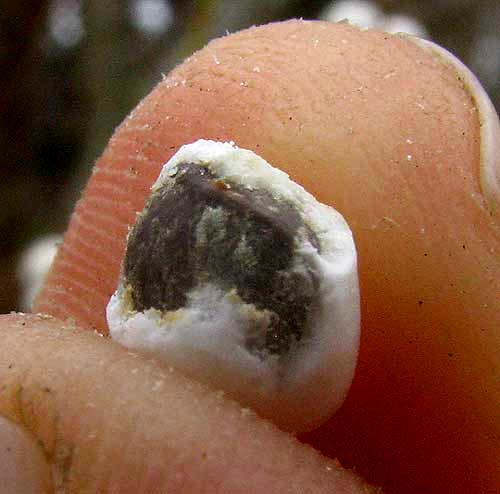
[107,139,360,433]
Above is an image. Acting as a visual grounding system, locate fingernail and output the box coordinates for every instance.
[404,35,500,217]
[0,415,52,493]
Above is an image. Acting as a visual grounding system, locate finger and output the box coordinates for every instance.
[35,19,499,494]
[0,313,375,493]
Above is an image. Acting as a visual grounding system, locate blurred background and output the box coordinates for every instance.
[1,0,499,312]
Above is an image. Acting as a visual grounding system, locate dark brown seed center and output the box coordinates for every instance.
[123,162,319,356]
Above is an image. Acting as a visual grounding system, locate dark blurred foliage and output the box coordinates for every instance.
[1,0,499,311]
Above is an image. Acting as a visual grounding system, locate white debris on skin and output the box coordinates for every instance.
[107,139,360,433]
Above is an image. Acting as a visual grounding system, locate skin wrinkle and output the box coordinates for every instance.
[52,272,109,316]
[72,215,124,256]
[63,221,122,269]
[9,369,66,480]
[62,243,107,280]
[47,258,109,308]
[77,204,128,239]
[39,286,98,330]
[58,236,122,296]
[84,194,136,226]
[56,257,109,291]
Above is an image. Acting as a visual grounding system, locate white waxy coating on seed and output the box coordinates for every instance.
[107,139,360,433]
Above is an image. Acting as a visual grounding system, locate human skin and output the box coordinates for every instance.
[0,313,374,493]
[1,20,498,493]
